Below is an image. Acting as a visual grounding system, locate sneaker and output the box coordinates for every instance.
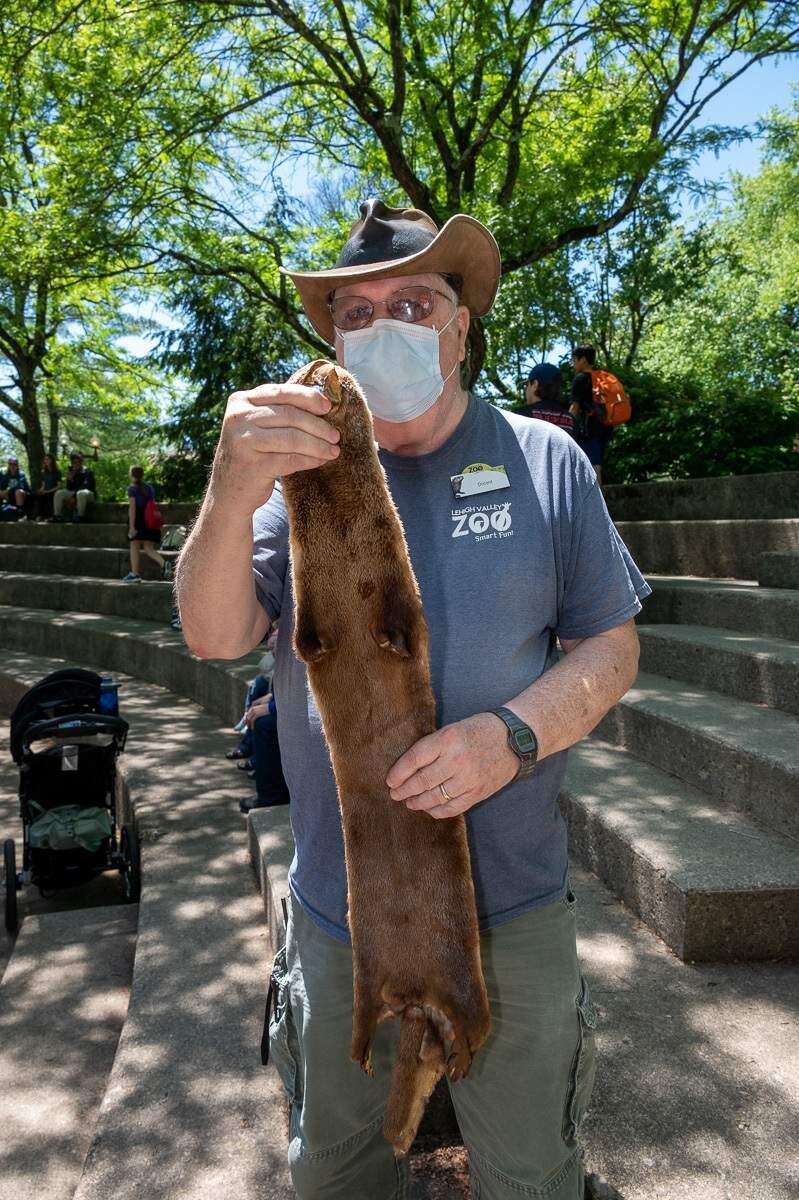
[236,759,255,772]
[239,793,290,813]
[162,560,175,582]
[169,605,182,630]
[122,572,142,583]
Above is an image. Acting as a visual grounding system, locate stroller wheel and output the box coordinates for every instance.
[4,839,18,934]
[119,826,141,903]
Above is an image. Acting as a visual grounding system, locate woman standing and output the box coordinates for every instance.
[123,465,166,582]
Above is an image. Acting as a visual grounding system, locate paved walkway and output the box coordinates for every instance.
[427,862,799,1199]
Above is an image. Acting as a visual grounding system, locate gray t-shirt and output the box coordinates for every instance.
[252,395,651,943]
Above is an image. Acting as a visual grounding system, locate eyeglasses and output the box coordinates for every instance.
[329,285,456,332]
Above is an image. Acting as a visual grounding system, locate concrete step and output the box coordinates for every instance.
[644,575,799,641]
[759,551,799,589]
[615,518,799,579]
[0,544,174,581]
[561,739,799,962]
[0,605,259,728]
[0,653,293,1200]
[0,906,138,1200]
[604,470,799,523]
[599,672,799,842]
[0,572,173,622]
[91,502,196,525]
[0,522,153,548]
[637,623,799,715]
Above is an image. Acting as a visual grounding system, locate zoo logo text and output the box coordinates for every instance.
[451,502,513,544]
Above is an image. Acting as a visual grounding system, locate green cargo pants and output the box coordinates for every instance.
[267,889,597,1199]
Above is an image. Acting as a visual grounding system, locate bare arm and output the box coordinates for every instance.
[387,620,640,817]
[176,381,341,660]
[504,619,640,761]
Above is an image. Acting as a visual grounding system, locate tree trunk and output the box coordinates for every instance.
[18,367,46,489]
[46,392,60,459]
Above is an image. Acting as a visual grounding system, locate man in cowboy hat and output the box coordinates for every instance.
[177,199,649,1199]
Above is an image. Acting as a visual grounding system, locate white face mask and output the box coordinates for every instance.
[337,309,459,423]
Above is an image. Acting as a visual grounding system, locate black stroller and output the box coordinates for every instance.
[3,668,139,934]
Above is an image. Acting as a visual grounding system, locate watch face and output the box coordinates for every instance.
[513,728,537,754]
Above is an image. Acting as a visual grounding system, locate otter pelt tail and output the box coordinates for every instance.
[283,358,491,1156]
[383,1008,446,1155]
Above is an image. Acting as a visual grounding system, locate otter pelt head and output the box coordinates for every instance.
[288,359,377,462]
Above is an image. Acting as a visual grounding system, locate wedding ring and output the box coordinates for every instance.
[439,782,454,803]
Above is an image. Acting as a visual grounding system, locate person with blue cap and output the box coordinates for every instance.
[177,198,650,1200]
[524,362,575,434]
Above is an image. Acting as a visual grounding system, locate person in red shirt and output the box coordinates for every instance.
[523,363,575,435]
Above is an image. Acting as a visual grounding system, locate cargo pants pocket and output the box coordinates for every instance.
[262,944,302,1106]
[562,975,598,1143]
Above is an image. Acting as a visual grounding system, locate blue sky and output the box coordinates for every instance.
[688,54,797,191]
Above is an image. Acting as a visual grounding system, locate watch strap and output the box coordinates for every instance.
[491,706,538,779]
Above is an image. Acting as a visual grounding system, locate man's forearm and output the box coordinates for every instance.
[175,487,269,660]
[502,623,639,762]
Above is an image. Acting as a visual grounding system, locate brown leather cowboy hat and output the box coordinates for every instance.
[282,198,501,345]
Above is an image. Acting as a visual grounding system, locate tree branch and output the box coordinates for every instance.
[0,401,26,443]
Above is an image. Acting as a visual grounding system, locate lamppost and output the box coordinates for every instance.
[90,436,100,459]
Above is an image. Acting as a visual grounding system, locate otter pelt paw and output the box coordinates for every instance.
[293,358,344,405]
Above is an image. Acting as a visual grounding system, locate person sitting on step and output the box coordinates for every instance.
[123,465,166,583]
[53,452,96,522]
[34,453,63,521]
[0,456,30,517]
[239,688,290,813]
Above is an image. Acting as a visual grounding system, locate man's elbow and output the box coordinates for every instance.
[181,621,254,661]
[619,625,640,694]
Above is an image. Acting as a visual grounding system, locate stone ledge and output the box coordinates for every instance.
[90,502,196,526]
[563,739,799,962]
[0,571,173,622]
[0,605,260,728]
[0,544,173,581]
[637,622,799,715]
[604,470,799,522]
[0,523,143,548]
[759,550,799,589]
[615,518,799,579]
[643,576,799,641]
[599,671,799,843]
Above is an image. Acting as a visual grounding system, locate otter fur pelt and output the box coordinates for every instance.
[281,360,490,1155]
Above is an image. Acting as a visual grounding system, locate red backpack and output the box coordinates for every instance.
[143,490,164,531]
[591,370,632,426]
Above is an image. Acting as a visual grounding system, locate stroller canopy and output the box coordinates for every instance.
[10,668,106,765]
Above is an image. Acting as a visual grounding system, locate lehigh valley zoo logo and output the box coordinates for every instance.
[451,502,513,543]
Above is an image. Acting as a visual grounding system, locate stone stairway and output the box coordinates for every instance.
[0,474,797,1199]
[577,472,799,964]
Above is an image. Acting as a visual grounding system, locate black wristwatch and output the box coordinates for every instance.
[491,707,539,780]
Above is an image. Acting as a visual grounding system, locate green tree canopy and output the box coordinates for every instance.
[0,0,261,481]
[167,0,799,382]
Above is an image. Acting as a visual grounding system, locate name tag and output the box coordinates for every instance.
[451,463,510,498]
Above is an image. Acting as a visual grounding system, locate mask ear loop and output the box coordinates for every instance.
[435,303,462,389]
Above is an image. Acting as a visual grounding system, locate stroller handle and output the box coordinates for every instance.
[20,713,129,754]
